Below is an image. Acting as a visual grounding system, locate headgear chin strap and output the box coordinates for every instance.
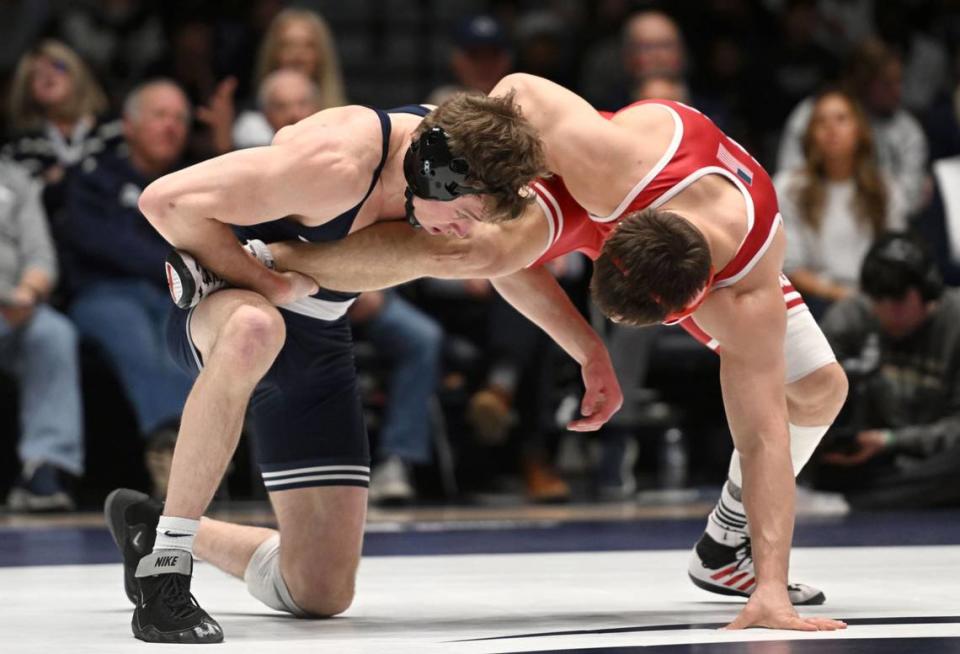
[404,188,421,228]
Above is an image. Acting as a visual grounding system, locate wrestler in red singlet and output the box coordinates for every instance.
[528,99,805,351]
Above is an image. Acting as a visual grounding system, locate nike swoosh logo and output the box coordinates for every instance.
[131,531,143,550]
[161,531,192,538]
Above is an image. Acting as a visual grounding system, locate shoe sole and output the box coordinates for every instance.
[104,489,155,605]
[133,614,224,644]
[688,572,826,606]
[165,251,198,310]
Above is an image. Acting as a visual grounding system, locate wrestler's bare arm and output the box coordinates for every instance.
[271,204,622,431]
[489,73,642,217]
[139,105,383,303]
[492,266,622,431]
[269,200,552,292]
[711,284,793,589]
[695,232,824,628]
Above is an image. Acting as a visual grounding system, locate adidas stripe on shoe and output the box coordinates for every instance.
[687,532,826,605]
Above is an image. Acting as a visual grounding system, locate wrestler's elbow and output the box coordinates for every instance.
[139,176,218,243]
[138,178,171,225]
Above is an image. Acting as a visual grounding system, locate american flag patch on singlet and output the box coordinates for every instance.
[717,143,753,186]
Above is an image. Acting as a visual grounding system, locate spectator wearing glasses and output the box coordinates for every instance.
[4,40,122,215]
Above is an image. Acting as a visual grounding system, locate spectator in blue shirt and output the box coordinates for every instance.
[59,79,193,497]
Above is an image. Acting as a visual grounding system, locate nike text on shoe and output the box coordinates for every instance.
[132,551,223,644]
[104,489,163,605]
[687,532,826,605]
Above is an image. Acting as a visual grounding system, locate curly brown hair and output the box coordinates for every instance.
[592,208,712,325]
[415,91,547,220]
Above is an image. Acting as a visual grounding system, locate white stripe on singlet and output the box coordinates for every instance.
[589,104,684,223]
[279,296,357,321]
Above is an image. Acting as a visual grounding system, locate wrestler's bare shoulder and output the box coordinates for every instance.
[272,105,384,172]
[609,102,673,132]
[606,103,676,163]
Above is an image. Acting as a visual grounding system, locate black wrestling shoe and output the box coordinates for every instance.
[104,488,162,604]
[687,532,826,605]
[132,550,223,644]
[165,240,274,310]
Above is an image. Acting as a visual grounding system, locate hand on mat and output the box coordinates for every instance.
[724,586,847,631]
[567,351,623,432]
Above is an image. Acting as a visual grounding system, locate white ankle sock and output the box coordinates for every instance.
[705,480,749,546]
[153,515,199,554]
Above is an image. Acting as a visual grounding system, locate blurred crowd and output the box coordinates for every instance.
[2,0,960,513]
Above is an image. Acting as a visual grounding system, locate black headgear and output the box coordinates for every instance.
[403,127,486,202]
[861,232,944,301]
[404,127,494,228]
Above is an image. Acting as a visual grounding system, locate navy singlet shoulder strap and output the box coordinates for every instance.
[355,107,393,208]
[386,104,432,118]
[355,105,431,206]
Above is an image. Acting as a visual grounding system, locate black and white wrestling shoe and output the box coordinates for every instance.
[165,240,274,309]
[104,488,162,604]
[687,532,826,605]
[132,550,223,644]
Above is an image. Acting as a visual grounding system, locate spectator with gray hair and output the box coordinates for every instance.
[233,69,321,149]
[57,79,194,498]
[0,159,83,512]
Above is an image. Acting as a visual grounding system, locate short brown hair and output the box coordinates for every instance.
[592,208,712,325]
[416,91,547,220]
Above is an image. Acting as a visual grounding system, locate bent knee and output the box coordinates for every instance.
[218,302,285,366]
[788,362,848,422]
[290,576,356,618]
[815,363,848,411]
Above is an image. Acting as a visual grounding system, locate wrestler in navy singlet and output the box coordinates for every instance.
[166,105,431,492]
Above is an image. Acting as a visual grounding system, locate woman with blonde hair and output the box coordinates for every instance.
[4,40,122,185]
[255,8,346,108]
[776,88,907,314]
[233,8,347,148]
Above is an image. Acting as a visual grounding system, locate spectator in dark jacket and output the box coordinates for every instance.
[817,232,960,509]
[3,40,123,216]
[59,79,192,496]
